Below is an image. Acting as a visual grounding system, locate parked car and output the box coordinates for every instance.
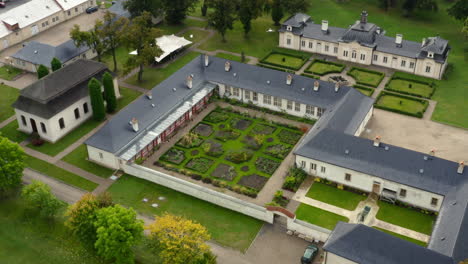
[301,244,319,264]
[85,6,98,14]
[0,2,5,8]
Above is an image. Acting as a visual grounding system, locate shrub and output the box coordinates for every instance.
[225,150,253,164]
[282,167,308,191]
[37,64,49,79]
[202,177,212,184]
[305,59,345,76]
[374,91,429,118]
[347,67,385,87]
[102,72,117,113]
[191,174,202,181]
[31,132,44,146]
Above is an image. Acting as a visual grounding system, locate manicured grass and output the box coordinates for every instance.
[262,53,305,70]
[24,155,98,191]
[62,144,114,178]
[376,201,435,235]
[373,227,428,247]
[101,45,133,76]
[27,119,102,157]
[108,174,263,251]
[0,120,28,143]
[0,65,22,81]
[347,67,384,87]
[116,86,142,112]
[159,18,208,35]
[178,28,210,44]
[375,92,428,118]
[215,52,243,62]
[356,87,374,97]
[0,193,161,264]
[0,84,19,122]
[127,51,201,90]
[306,182,366,210]
[306,60,344,75]
[295,203,349,230]
[386,78,434,98]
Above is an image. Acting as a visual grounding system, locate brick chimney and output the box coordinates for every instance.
[429,149,436,157]
[286,74,293,85]
[225,61,231,72]
[395,34,403,48]
[360,11,368,24]
[131,118,139,132]
[334,82,340,92]
[421,38,426,47]
[313,80,320,91]
[373,136,381,147]
[186,75,193,89]
[458,161,465,174]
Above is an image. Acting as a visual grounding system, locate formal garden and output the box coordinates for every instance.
[353,85,375,97]
[375,91,429,118]
[295,203,349,230]
[0,65,23,81]
[347,67,385,87]
[258,48,310,71]
[306,180,367,211]
[385,72,435,99]
[154,107,305,197]
[304,59,345,76]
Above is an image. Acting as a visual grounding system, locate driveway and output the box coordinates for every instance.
[0,10,105,59]
[362,109,468,162]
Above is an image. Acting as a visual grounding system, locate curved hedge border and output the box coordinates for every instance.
[374,91,429,118]
[304,59,345,76]
[257,63,296,73]
[301,73,321,80]
[260,50,309,71]
[347,67,385,88]
[353,85,375,97]
[385,76,435,99]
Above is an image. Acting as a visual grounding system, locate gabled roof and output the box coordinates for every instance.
[282,13,312,27]
[11,40,90,66]
[422,37,449,54]
[54,0,89,10]
[324,223,454,264]
[12,60,110,119]
[108,0,130,18]
[340,20,380,46]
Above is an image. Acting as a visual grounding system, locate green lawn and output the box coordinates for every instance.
[295,203,349,230]
[373,227,427,247]
[178,28,210,44]
[306,60,344,75]
[0,193,161,264]
[24,155,98,191]
[27,119,102,157]
[0,84,19,122]
[306,182,366,210]
[386,78,434,99]
[262,53,306,70]
[0,65,22,81]
[108,174,263,252]
[159,18,208,35]
[215,52,243,62]
[375,92,428,118]
[356,87,374,97]
[0,120,28,143]
[116,86,142,112]
[127,51,201,90]
[62,144,114,178]
[101,45,133,76]
[347,67,384,87]
[376,201,435,235]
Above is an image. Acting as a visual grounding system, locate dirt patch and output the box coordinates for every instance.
[241,166,249,172]
[193,123,213,137]
[267,137,274,142]
[185,157,214,173]
[160,148,186,164]
[252,124,276,134]
[191,150,199,155]
[203,140,224,157]
[243,135,262,150]
[238,174,269,190]
[264,144,292,159]
[255,156,280,175]
[231,118,252,130]
[211,163,237,181]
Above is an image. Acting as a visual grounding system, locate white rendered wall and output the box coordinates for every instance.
[324,252,358,264]
[287,218,331,242]
[87,145,121,170]
[354,106,373,137]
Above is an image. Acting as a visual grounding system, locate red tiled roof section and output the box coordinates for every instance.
[266,206,295,219]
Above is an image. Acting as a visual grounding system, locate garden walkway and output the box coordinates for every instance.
[295,60,313,75]
[0,116,15,129]
[294,180,430,243]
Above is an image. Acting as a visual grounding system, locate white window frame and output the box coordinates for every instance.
[263,95,271,105]
[287,100,293,110]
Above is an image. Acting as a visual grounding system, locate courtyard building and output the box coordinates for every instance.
[278,12,450,79]
[12,59,120,143]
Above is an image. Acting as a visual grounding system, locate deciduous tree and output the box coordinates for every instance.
[282,0,310,14]
[37,64,49,79]
[271,0,283,26]
[102,72,117,113]
[94,205,143,264]
[447,0,468,21]
[0,136,25,195]
[208,0,237,42]
[70,23,105,62]
[161,0,199,25]
[65,193,100,244]
[147,214,212,264]
[100,11,129,72]
[50,57,62,72]
[402,0,438,17]
[21,180,63,218]
[122,12,162,82]
[88,78,106,121]
[123,0,159,18]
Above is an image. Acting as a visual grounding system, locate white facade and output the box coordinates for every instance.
[87,145,121,169]
[324,252,358,264]
[295,155,444,211]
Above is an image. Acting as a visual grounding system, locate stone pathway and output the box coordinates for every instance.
[372,219,430,242]
[371,75,391,99]
[0,115,15,129]
[1,72,37,89]
[295,59,313,75]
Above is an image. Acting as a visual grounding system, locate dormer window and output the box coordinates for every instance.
[428,52,434,58]
[287,25,292,31]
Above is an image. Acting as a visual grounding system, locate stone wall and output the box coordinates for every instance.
[287,218,331,242]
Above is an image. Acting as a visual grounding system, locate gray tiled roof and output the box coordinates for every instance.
[12,59,109,119]
[340,21,379,46]
[282,13,312,27]
[11,40,90,66]
[108,0,130,18]
[374,35,423,58]
[302,24,347,43]
[324,222,454,264]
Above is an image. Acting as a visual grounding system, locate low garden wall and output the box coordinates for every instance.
[287,218,331,242]
[124,163,275,223]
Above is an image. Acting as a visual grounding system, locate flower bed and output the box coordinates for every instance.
[176,133,204,148]
[185,157,214,173]
[264,144,292,159]
[277,129,302,145]
[161,148,186,165]
[255,157,280,175]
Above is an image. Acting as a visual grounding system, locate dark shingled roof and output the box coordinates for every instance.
[340,21,380,46]
[324,222,454,264]
[108,0,130,18]
[11,40,90,67]
[12,59,110,119]
[282,13,312,27]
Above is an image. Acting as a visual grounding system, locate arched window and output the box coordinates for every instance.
[59,118,65,129]
[40,122,47,134]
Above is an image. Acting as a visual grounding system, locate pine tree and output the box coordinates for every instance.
[88,78,105,121]
[37,65,49,79]
[50,57,62,72]
[102,72,117,113]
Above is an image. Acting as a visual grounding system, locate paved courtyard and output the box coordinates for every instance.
[362,109,468,163]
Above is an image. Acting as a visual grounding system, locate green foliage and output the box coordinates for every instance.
[305,59,345,76]
[21,181,64,218]
[65,193,101,244]
[88,78,106,121]
[447,0,468,20]
[161,0,199,25]
[402,0,438,16]
[238,0,264,37]
[102,72,117,113]
[282,167,307,191]
[70,23,105,62]
[123,0,159,18]
[271,0,283,26]
[37,64,49,79]
[0,136,25,194]
[282,0,310,14]
[201,0,208,16]
[94,205,144,264]
[375,91,429,118]
[101,11,129,72]
[50,57,62,72]
[208,0,237,42]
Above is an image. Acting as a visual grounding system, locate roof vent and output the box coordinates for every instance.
[172,87,177,92]
[267,80,271,84]
[130,118,139,132]
[334,82,340,92]
[373,136,381,147]
[345,149,350,154]
[313,80,320,91]
[458,161,465,174]
[204,54,209,67]
[25,15,29,18]
[440,237,446,241]
[421,38,426,47]
[225,61,231,72]
[233,72,237,77]
[286,74,293,85]
[46,5,50,9]
[395,34,403,48]
[34,50,38,54]
[151,103,155,108]
[452,201,457,206]
[146,91,152,100]
[301,87,305,91]
[424,156,428,161]
[384,146,389,151]
[186,75,193,89]
[419,169,424,174]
